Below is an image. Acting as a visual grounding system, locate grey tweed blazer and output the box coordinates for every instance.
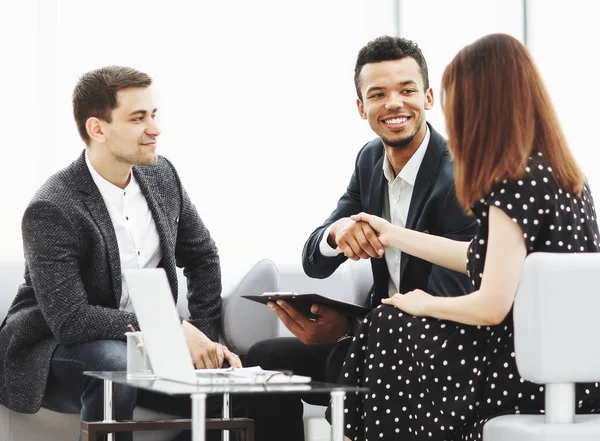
[0,151,221,413]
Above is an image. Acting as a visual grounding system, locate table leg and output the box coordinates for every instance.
[222,393,230,441]
[192,393,207,441]
[104,379,115,441]
[245,420,254,441]
[330,390,345,441]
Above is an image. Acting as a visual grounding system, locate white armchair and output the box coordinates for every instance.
[484,252,600,440]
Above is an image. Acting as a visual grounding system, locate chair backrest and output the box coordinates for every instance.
[278,258,373,306]
[514,252,600,384]
[340,258,374,305]
[220,259,280,355]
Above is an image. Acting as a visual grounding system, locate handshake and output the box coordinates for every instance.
[328,213,393,261]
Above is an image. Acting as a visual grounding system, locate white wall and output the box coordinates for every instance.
[527,0,600,197]
[0,0,396,264]
[0,1,39,259]
[398,0,524,137]
[1,0,598,266]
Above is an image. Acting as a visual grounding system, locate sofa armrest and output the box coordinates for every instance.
[175,259,280,355]
[0,261,25,325]
[220,259,279,355]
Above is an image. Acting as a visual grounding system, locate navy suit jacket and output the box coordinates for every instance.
[302,124,477,307]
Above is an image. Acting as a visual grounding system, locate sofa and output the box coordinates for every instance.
[7,251,595,441]
[0,258,281,441]
[0,257,372,441]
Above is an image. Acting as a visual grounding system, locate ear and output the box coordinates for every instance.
[424,88,434,110]
[356,98,367,120]
[85,117,107,144]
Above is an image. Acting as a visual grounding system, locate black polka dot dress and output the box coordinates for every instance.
[333,153,600,440]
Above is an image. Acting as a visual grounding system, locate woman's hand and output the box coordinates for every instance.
[381,289,433,317]
[350,212,395,248]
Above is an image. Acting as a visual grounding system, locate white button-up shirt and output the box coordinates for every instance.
[85,152,162,312]
[319,127,430,297]
[381,128,430,296]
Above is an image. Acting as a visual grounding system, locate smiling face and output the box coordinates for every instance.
[100,86,160,167]
[357,57,433,151]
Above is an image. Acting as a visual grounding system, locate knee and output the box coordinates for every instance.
[245,339,280,368]
[245,338,300,369]
[369,304,399,326]
[324,339,352,383]
[85,340,128,371]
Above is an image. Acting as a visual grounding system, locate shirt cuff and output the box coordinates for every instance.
[319,224,342,257]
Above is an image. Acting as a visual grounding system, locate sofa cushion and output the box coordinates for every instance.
[0,261,25,323]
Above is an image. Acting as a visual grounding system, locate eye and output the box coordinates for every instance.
[369,93,384,99]
[151,114,157,120]
[403,89,417,94]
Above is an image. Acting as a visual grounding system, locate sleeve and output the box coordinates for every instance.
[22,200,139,345]
[172,176,222,342]
[319,224,343,257]
[426,183,478,297]
[485,178,549,251]
[302,160,363,279]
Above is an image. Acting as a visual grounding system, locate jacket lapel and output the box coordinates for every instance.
[399,124,445,288]
[133,166,177,294]
[72,152,123,307]
[367,141,386,216]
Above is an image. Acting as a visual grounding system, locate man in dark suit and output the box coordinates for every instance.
[245,36,477,441]
[0,66,240,441]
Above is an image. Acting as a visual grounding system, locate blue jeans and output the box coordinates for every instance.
[42,340,136,441]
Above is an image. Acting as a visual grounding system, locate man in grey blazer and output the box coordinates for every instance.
[0,66,239,440]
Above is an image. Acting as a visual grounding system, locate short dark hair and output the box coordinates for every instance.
[354,36,429,100]
[72,66,153,144]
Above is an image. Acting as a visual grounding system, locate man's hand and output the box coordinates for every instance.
[329,217,384,261]
[350,212,395,248]
[269,300,349,345]
[216,342,243,368]
[181,320,242,369]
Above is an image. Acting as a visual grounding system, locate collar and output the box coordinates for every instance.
[84,150,139,200]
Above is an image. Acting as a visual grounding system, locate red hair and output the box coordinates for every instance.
[441,33,584,211]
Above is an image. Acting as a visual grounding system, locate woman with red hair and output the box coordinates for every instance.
[333,33,600,440]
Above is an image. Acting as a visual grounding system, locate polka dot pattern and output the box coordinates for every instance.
[332,153,600,440]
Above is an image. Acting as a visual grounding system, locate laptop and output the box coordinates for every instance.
[123,268,311,385]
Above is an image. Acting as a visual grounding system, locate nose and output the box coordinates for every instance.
[385,91,404,110]
[146,118,161,137]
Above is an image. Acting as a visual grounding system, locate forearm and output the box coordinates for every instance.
[426,289,510,326]
[302,227,348,279]
[54,303,138,344]
[176,188,222,341]
[184,258,222,341]
[387,226,470,274]
[304,170,362,278]
[186,313,220,342]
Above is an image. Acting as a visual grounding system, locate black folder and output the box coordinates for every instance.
[242,292,372,319]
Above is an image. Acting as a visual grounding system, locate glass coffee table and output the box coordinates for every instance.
[83,371,367,441]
